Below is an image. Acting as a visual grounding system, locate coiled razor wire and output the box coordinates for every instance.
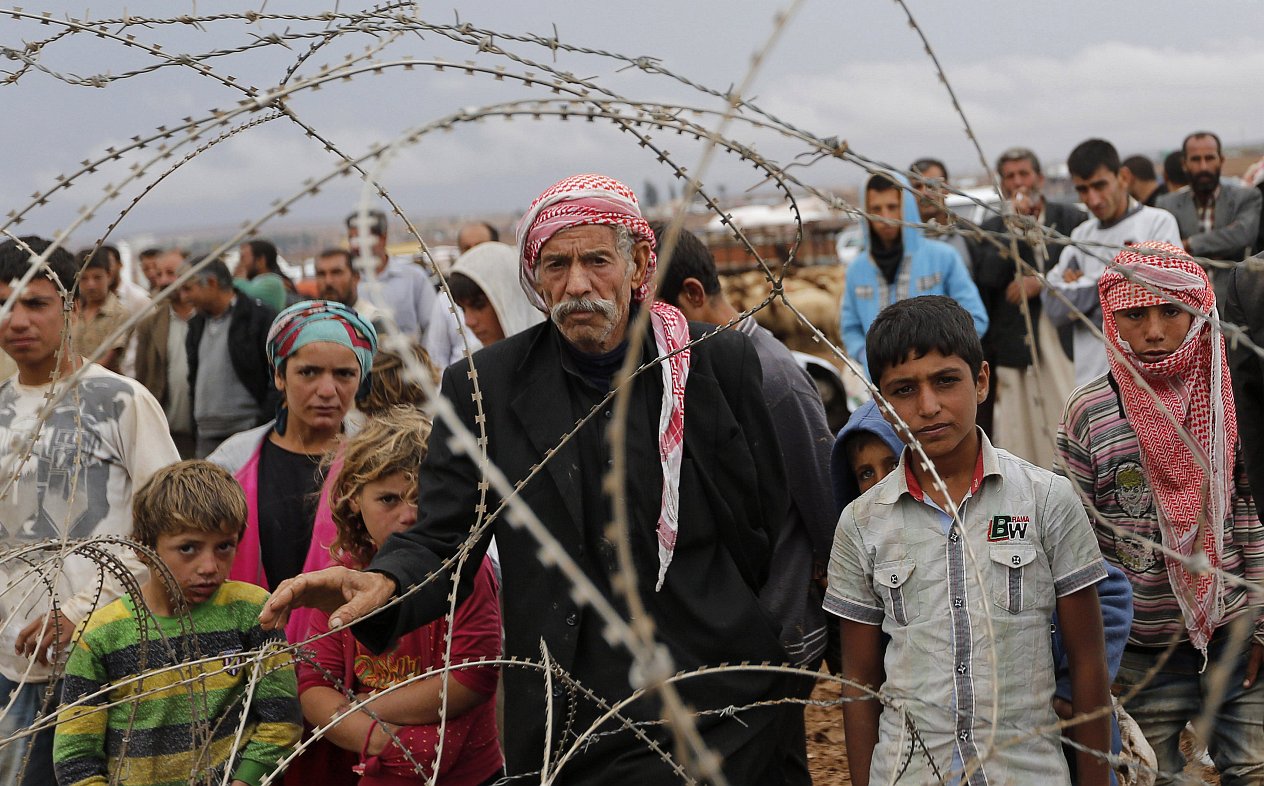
[0,4,1260,785]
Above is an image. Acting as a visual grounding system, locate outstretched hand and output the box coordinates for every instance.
[258,567,396,631]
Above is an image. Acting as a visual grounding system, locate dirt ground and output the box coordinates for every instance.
[804,677,850,785]
[803,676,1220,785]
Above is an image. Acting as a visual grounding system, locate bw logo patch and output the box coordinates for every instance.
[987,514,1030,542]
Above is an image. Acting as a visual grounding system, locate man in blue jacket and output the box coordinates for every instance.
[840,173,987,373]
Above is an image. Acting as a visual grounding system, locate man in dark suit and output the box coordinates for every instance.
[1158,131,1262,302]
[1224,254,1264,518]
[974,147,1086,467]
[261,174,796,784]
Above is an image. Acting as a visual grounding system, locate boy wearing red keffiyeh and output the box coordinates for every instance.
[1057,241,1264,783]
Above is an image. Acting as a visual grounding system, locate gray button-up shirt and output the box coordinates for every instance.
[825,432,1107,785]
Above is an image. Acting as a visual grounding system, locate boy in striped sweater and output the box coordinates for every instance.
[1057,242,1264,783]
[53,460,302,786]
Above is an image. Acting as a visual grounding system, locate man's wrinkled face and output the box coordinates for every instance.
[998,159,1045,216]
[534,224,649,354]
[315,253,358,305]
[1183,135,1223,197]
[1073,165,1131,224]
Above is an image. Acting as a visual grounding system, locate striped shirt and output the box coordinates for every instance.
[54,581,301,786]
[1057,374,1264,646]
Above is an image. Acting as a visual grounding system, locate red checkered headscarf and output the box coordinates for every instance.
[516,173,690,591]
[1099,241,1236,653]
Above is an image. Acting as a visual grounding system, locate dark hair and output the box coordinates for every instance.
[910,158,947,179]
[1163,150,1188,187]
[1182,131,1222,158]
[1067,139,1120,179]
[479,222,500,242]
[995,147,1042,176]
[77,248,114,275]
[139,247,163,261]
[865,173,900,194]
[844,430,893,464]
[346,209,388,237]
[244,239,279,272]
[184,257,234,289]
[866,295,983,384]
[317,247,354,272]
[0,237,77,300]
[648,221,721,306]
[1121,155,1157,182]
[448,272,487,307]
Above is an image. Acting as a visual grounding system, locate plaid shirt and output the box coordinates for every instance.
[1057,373,1264,646]
[1195,186,1219,235]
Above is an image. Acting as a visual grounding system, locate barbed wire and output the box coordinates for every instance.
[1,3,1260,785]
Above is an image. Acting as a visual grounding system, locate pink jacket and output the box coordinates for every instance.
[214,422,344,642]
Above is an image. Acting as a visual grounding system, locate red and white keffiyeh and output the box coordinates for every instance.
[516,173,691,591]
[1099,241,1236,653]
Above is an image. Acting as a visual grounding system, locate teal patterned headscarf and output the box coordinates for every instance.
[266,300,378,436]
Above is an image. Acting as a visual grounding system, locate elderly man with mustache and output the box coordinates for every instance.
[262,174,798,785]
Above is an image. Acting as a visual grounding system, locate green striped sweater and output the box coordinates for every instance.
[54,581,301,786]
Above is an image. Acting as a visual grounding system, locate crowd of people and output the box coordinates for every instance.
[0,129,1260,786]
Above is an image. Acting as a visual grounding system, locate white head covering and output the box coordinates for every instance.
[450,242,545,340]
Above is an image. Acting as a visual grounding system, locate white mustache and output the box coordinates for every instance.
[551,297,617,322]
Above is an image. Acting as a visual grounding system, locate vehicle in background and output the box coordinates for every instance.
[946,185,1004,226]
[834,225,864,266]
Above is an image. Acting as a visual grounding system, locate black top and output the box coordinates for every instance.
[871,234,904,284]
[358,320,792,782]
[256,437,325,588]
[975,201,1087,368]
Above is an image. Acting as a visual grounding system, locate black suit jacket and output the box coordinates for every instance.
[976,201,1086,367]
[1225,260,1264,517]
[186,290,278,429]
[360,319,793,783]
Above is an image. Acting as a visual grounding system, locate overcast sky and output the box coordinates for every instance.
[3,1,1262,244]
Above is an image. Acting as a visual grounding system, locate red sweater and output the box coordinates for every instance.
[298,558,503,785]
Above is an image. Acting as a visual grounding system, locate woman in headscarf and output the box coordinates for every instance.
[208,300,377,605]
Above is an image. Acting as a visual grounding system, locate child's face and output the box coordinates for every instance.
[1113,303,1193,363]
[153,527,239,606]
[851,439,899,494]
[353,470,418,549]
[877,349,988,462]
[458,292,506,346]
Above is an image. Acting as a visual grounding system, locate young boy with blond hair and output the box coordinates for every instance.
[54,460,301,786]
